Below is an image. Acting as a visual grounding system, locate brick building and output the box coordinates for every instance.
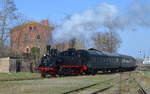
[10,19,79,57]
[10,20,54,55]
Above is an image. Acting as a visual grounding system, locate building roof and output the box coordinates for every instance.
[11,21,54,31]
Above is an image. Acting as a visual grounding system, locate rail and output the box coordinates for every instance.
[133,78,148,94]
[90,78,129,94]
[62,77,116,94]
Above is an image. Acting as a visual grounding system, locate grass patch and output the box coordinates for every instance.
[0,72,41,81]
[143,71,150,76]
[0,74,118,94]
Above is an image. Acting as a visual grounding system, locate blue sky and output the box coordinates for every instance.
[14,0,130,22]
[14,0,150,57]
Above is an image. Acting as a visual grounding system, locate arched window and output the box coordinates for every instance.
[29,26,32,30]
[26,47,29,53]
[24,33,29,41]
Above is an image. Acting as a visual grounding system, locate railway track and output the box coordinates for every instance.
[62,76,129,94]
[127,71,148,94]
[62,71,140,94]
[62,77,116,94]
[90,78,129,94]
[133,78,148,94]
[121,71,148,94]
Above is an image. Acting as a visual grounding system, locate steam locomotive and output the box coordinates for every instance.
[37,46,137,77]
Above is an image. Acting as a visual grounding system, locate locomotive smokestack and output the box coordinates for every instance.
[46,45,51,54]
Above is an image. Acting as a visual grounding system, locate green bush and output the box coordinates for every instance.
[31,47,40,59]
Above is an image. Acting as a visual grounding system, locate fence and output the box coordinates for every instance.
[0,57,40,73]
[0,57,10,73]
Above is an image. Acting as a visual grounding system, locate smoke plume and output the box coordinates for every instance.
[52,1,150,48]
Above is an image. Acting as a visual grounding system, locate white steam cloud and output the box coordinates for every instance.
[52,1,150,48]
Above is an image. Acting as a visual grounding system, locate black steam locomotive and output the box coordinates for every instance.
[37,46,137,77]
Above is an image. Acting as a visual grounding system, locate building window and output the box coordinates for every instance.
[29,26,36,31]
[29,26,32,30]
[37,35,40,39]
[26,48,29,52]
[24,33,29,41]
[26,47,30,53]
[34,26,36,30]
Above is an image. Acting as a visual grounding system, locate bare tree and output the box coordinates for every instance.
[0,0,27,57]
[69,38,76,48]
[94,31,121,53]
[0,0,17,57]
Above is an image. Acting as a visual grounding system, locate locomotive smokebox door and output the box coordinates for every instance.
[46,45,51,54]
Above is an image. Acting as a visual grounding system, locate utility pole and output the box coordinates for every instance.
[119,71,122,94]
[119,57,122,94]
[138,50,143,72]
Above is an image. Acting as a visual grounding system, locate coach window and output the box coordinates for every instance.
[113,58,115,62]
[98,57,100,62]
[96,56,98,62]
[108,58,110,62]
[110,58,112,62]
[123,59,126,63]
[97,56,99,62]
[107,58,109,62]
[112,58,114,63]
[127,59,130,63]
[101,58,103,62]
[116,58,119,62]
[78,54,81,58]
[92,56,95,62]
[105,58,107,62]
[106,58,108,62]
[103,58,105,62]
[94,56,96,62]
[104,58,106,62]
[99,57,101,63]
